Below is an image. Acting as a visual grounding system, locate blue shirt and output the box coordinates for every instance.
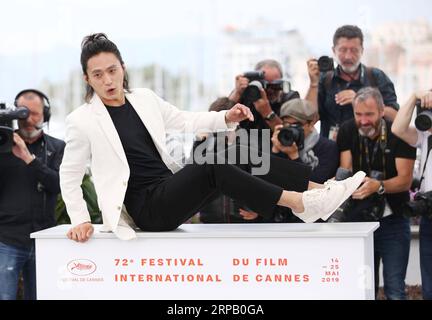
[318,64,399,138]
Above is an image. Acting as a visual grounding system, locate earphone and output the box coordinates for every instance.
[14,89,51,123]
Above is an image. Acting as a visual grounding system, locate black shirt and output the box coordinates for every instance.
[337,119,416,215]
[318,64,399,138]
[274,136,339,184]
[0,133,65,248]
[105,100,173,218]
[308,137,339,184]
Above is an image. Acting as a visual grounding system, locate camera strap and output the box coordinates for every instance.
[418,134,432,189]
[325,66,377,92]
[365,67,378,88]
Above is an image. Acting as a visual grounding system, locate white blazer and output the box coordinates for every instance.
[60,88,236,240]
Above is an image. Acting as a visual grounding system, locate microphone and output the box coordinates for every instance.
[34,123,45,130]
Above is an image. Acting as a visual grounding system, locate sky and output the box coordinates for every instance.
[0,0,431,101]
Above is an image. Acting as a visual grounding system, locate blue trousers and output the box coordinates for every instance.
[0,241,36,300]
[420,216,432,300]
[374,215,411,300]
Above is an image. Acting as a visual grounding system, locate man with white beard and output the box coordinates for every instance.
[0,89,65,300]
[336,87,416,300]
[305,25,399,141]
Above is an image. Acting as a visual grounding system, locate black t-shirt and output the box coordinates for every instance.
[337,119,416,215]
[106,100,173,217]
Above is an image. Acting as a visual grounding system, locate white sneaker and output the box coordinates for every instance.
[293,171,366,223]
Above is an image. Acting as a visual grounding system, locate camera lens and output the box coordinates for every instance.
[318,56,334,73]
[241,82,263,106]
[415,112,432,131]
[278,127,296,147]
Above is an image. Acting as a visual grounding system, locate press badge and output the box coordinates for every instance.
[329,125,339,142]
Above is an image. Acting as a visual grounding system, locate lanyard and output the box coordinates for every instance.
[359,120,387,178]
[363,138,380,169]
[419,135,432,189]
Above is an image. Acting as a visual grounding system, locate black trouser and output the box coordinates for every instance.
[133,145,312,231]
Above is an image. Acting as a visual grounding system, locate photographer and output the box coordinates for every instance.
[226,59,300,132]
[236,99,340,223]
[306,25,399,141]
[337,87,416,300]
[207,60,301,222]
[392,90,432,300]
[198,98,263,224]
[0,89,65,300]
[272,99,339,184]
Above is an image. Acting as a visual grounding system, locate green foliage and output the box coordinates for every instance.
[55,174,102,224]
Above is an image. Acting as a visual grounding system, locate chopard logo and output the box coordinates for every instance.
[67,259,97,276]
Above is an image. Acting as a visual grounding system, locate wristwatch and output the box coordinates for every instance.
[265,111,276,121]
[377,181,385,195]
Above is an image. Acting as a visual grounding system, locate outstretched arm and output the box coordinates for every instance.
[392,91,432,146]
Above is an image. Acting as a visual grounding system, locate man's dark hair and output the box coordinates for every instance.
[208,97,236,112]
[80,33,131,102]
[333,25,364,47]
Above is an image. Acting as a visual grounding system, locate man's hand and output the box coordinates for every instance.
[352,177,380,200]
[228,75,250,103]
[253,89,273,117]
[335,90,356,106]
[307,58,320,87]
[225,104,254,123]
[67,222,94,243]
[271,124,299,159]
[239,208,259,221]
[415,90,432,108]
[12,133,34,164]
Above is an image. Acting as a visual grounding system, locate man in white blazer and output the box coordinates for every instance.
[60,33,365,242]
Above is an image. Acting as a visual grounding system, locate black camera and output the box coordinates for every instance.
[0,103,29,153]
[402,191,432,219]
[243,71,265,83]
[415,99,432,131]
[240,71,267,106]
[318,56,334,73]
[328,169,385,222]
[240,71,291,104]
[277,123,305,150]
